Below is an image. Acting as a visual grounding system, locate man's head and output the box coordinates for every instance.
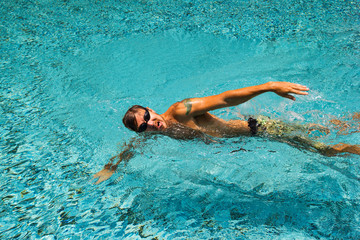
[122,105,167,133]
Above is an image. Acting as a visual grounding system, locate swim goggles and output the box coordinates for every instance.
[137,108,150,132]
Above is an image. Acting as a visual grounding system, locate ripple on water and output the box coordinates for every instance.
[1,0,360,239]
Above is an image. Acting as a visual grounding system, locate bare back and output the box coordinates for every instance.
[162,102,251,138]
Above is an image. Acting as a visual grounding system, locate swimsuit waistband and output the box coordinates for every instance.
[247,117,259,135]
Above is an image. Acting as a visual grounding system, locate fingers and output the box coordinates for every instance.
[293,83,309,91]
[288,84,309,95]
[284,94,296,101]
[292,83,309,93]
[278,92,295,100]
[92,174,101,184]
[274,82,310,101]
[292,89,308,95]
[94,174,107,184]
[95,177,103,185]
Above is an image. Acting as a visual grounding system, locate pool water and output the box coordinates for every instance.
[1,0,359,239]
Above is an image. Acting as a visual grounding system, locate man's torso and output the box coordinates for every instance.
[163,103,250,138]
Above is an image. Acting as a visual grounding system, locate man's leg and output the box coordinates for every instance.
[265,125,360,156]
[286,136,360,156]
[330,112,360,135]
[327,143,360,155]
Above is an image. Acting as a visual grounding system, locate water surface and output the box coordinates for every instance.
[1,0,359,239]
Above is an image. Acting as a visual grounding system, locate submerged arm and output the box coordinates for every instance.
[173,82,309,118]
[93,137,145,184]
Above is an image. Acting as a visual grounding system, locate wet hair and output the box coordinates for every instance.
[122,105,147,132]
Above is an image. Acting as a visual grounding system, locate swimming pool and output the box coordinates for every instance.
[1,0,359,239]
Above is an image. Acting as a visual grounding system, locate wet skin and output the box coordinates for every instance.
[135,108,250,138]
[93,82,360,184]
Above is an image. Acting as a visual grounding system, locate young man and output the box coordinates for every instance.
[93,82,360,184]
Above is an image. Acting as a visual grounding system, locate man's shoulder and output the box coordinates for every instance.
[165,100,188,119]
[167,101,182,113]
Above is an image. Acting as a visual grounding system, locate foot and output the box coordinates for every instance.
[352,112,360,121]
[331,143,360,155]
[330,119,351,135]
[330,113,360,135]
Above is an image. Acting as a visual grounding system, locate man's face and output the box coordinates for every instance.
[134,108,167,132]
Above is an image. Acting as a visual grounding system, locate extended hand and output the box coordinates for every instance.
[268,82,309,101]
[93,164,116,184]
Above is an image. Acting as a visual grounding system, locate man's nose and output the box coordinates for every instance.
[147,120,156,128]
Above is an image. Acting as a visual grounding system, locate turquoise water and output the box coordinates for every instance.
[1,0,360,239]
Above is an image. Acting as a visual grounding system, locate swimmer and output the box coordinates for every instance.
[93,81,360,184]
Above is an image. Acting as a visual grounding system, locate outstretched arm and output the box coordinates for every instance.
[93,137,145,184]
[172,82,309,118]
